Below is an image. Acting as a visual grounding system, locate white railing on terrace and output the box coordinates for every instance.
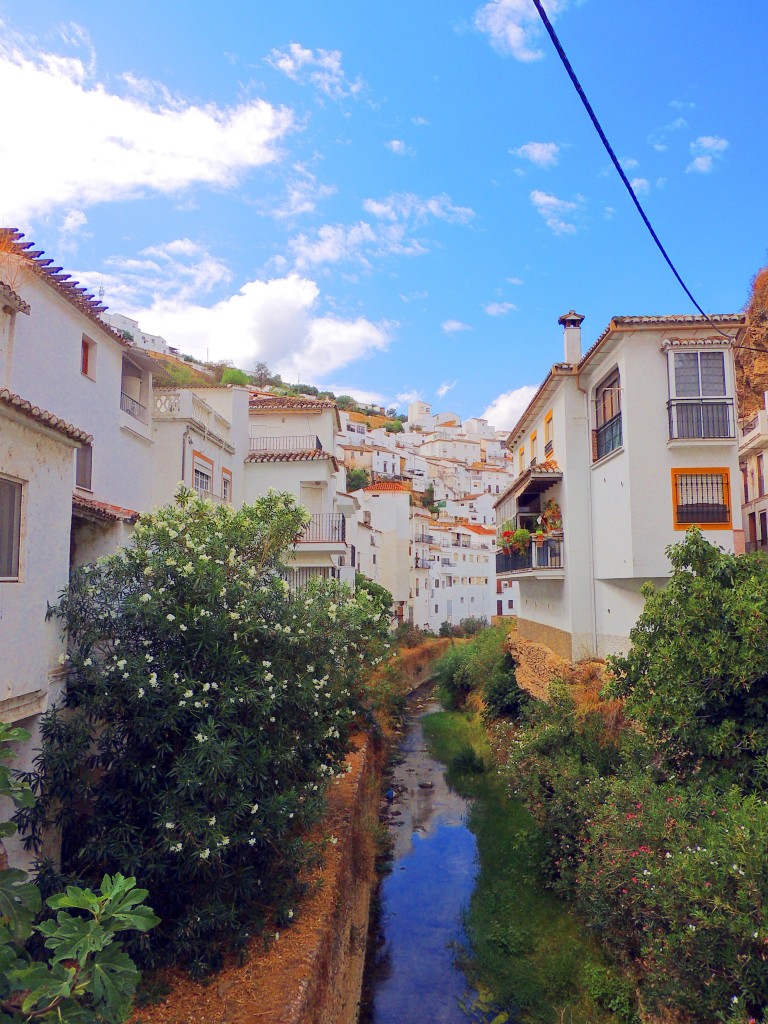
[154,390,232,444]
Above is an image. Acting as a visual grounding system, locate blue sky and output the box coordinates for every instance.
[1,0,766,427]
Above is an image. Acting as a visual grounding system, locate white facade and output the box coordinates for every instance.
[496,311,746,660]
[739,394,768,552]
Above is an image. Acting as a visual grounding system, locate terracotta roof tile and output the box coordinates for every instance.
[1,230,130,346]
[245,450,339,470]
[249,396,338,412]
[72,494,139,522]
[0,388,92,444]
[362,481,409,492]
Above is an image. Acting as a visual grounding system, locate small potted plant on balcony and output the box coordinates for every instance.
[511,527,531,555]
[541,498,563,537]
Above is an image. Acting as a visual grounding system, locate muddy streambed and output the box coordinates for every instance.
[359,691,503,1024]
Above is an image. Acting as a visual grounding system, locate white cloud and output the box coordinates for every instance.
[506,276,524,285]
[630,177,650,195]
[82,241,389,379]
[437,380,458,398]
[385,139,407,154]
[442,319,472,334]
[484,301,517,316]
[324,385,390,406]
[692,135,729,154]
[530,190,580,235]
[411,116,429,126]
[686,155,713,174]
[270,166,336,220]
[474,0,570,62]
[396,389,423,406]
[670,99,696,111]
[512,141,560,167]
[289,193,474,270]
[60,209,88,236]
[0,40,294,224]
[481,385,539,430]
[620,157,639,170]
[266,42,363,99]
[647,116,688,153]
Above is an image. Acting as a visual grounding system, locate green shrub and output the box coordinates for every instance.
[449,743,486,775]
[21,488,389,975]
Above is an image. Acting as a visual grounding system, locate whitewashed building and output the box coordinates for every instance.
[496,310,746,660]
[739,394,768,552]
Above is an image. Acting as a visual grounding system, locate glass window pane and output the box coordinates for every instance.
[0,478,22,578]
[674,352,700,396]
[700,352,726,396]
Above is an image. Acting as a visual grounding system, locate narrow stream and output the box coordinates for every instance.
[359,691,493,1024]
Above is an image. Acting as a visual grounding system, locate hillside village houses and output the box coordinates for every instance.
[495,309,747,660]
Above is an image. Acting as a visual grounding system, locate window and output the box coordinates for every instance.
[81,337,96,379]
[594,369,622,460]
[668,350,733,439]
[76,443,93,490]
[671,468,731,529]
[192,451,214,498]
[0,477,22,580]
[530,431,538,466]
[221,469,232,504]
[544,410,554,458]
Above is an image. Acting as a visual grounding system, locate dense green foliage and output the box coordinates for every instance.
[433,626,528,718]
[422,711,618,1024]
[500,533,768,1023]
[21,488,389,976]
[346,467,370,492]
[0,724,157,1023]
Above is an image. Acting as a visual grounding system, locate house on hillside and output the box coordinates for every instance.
[739,394,768,552]
[244,395,355,588]
[495,310,746,660]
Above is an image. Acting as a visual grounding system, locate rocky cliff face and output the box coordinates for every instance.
[735,267,768,418]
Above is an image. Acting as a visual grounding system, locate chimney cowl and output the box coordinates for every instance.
[558,309,585,364]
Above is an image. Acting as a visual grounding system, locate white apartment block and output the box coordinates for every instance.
[496,310,746,661]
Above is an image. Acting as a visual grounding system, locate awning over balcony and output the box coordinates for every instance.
[511,465,563,504]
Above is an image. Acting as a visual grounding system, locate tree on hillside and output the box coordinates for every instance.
[220,367,250,385]
[251,361,272,386]
[335,395,357,410]
[384,420,403,433]
[346,468,370,491]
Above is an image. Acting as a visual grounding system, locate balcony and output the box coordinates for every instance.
[414,557,431,569]
[297,513,346,544]
[667,398,735,441]
[413,532,434,544]
[120,391,148,424]
[739,408,768,457]
[250,435,322,452]
[154,390,233,448]
[496,537,564,579]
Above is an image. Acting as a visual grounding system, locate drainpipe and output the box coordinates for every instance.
[575,366,599,657]
[181,426,192,483]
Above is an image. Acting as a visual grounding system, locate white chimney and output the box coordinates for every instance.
[558,310,585,364]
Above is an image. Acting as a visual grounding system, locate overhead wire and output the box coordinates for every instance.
[530,0,735,341]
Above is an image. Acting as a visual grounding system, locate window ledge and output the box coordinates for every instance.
[591,445,625,469]
[667,437,736,448]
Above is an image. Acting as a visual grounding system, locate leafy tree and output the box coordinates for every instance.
[0,724,158,1023]
[384,420,403,433]
[220,367,250,386]
[22,488,390,975]
[605,529,768,786]
[334,395,356,409]
[346,468,370,492]
[251,361,272,386]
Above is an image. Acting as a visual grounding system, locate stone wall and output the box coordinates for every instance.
[516,616,573,661]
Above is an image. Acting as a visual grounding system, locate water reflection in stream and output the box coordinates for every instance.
[359,692,491,1024]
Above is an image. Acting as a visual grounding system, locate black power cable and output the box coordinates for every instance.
[530,0,732,340]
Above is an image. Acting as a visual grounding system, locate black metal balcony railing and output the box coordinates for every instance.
[415,557,431,569]
[120,392,148,424]
[595,413,622,459]
[668,399,735,440]
[496,537,564,575]
[297,513,345,544]
[414,533,434,544]
[250,435,322,451]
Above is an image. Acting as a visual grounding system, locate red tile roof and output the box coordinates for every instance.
[249,396,338,411]
[245,450,339,470]
[363,481,409,492]
[0,280,30,315]
[72,494,139,522]
[0,388,92,444]
[1,230,130,346]
[464,524,496,535]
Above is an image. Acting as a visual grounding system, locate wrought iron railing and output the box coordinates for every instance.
[297,513,346,544]
[667,398,735,440]
[120,392,148,424]
[595,413,622,459]
[742,415,759,437]
[281,566,337,591]
[250,435,322,451]
[496,537,564,574]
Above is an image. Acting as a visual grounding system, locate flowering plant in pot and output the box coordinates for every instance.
[511,528,531,554]
[542,498,563,534]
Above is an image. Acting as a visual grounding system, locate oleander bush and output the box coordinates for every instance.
[19,487,389,976]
